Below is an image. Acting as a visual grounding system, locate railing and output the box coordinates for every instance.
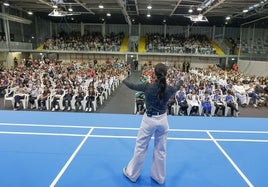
[146,45,216,55]
[0,41,32,50]
[214,39,230,55]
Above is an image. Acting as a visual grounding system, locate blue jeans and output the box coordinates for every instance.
[248,92,257,104]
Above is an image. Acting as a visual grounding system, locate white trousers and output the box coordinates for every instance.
[235,93,247,104]
[125,112,169,184]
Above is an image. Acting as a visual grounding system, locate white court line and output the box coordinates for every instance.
[0,123,92,129]
[207,131,254,187]
[0,131,85,137]
[49,128,94,187]
[170,129,268,134]
[2,122,268,134]
[2,130,268,143]
[0,123,139,130]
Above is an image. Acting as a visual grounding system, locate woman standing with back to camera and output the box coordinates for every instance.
[120,63,183,184]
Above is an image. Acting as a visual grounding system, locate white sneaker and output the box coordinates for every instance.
[67,107,71,111]
[85,107,89,112]
[89,107,92,112]
[55,105,58,110]
[52,108,55,111]
[123,168,136,183]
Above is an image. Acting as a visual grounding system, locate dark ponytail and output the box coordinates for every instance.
[154,63,167,101]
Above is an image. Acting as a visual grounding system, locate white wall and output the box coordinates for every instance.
[238,59,268,76]
[138,55,219,69]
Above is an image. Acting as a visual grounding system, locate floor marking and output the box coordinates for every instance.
[1,130,268,143]
[49,128,94,187]
[170,129,268,134]
[0,123,139,130]
[207,131,254,187]
[2,122,268,134]
[0,123,92,129]
[212,138,268,143]
[0,131,85,137]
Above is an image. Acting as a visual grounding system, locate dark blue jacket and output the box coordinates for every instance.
[123,79,182,114]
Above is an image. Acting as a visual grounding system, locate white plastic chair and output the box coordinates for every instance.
[83,92,97,111]
[13,93,29,109]
[3,87,15,109]
[186,94,202,116]
[50,90,66,110]
[223,95,239,116]
[134,92,146,114]
[171,99,180,116]
[35,89,51,110]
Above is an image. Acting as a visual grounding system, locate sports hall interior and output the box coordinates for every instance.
[0,0,267,117]
[0,1,268,187]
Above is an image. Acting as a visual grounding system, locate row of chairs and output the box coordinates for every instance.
[133,93,239,117]
[172,94,239,117]
[3,79,120,111]
[133,92,239,117]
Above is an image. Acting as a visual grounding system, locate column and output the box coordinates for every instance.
[102,22,106,36]
[138,23,141,37]
[49,21,53,38]
[164,23,167,38]
[222,25,225,40]
[81,22,84,36]
[212,25,216,40]
[129,24,132,36]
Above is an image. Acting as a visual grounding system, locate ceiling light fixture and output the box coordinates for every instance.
[106,12,111,17]
[186,14,208,22]
[99,3,104,9]
[188,8,193,13]
[49,9,65,17]
[3,2,10,6]
[28,11,33,15]
[147,5,152,10]
[226,16,231,20]
[68,6,73,12]
[240,0,268,16]
[147,13,151,17]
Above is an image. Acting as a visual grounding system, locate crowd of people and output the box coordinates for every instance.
[43,31,124,52]
[42,31,216,55]
[145,33,216,54]
[0,57,129,112]
[135,63,268,117]
[1,55,268,116]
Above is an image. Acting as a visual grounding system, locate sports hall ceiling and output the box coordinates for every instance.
[2,0,268,27]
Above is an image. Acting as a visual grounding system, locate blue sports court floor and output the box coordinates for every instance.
[0,110,268,187]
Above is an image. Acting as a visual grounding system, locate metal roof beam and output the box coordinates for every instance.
[170,0,183,16]
[134,0,139,15]
[116,0,132,25]
[38,0,53,8]
[73,0,95,15]
[202,0,226,15]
